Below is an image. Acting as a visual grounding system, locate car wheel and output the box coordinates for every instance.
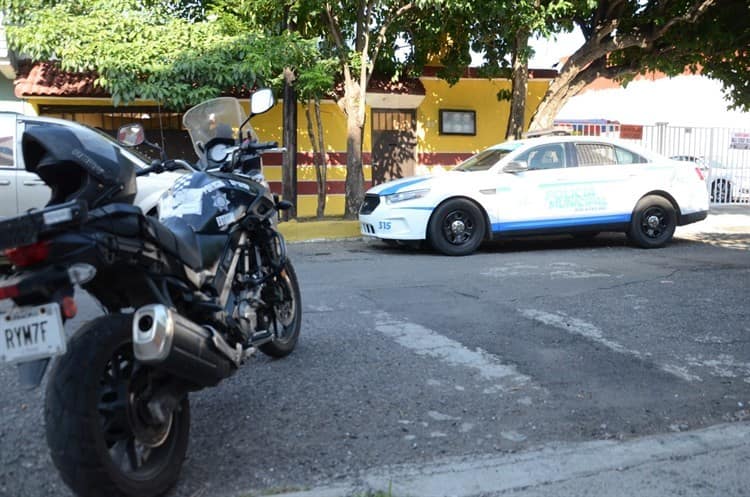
[710,180,731,203]
[627,195,676,248]
[428,198,485,256]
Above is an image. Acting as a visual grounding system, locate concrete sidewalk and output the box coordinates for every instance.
[248,422,750,497]
[676,204,750,234]
[277,205,750,242]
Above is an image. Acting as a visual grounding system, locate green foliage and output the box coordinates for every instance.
[636,0,749,111]
[496,88,513,102]
[2,0,334,109]
[561,0,748,111]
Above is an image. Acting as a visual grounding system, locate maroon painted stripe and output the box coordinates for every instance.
[264,151,471,167]
[420,66,558,79]
[417,152,473,166]
[263,152,372,167]
[268,180,373,195]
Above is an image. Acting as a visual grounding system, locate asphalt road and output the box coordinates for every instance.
[1,226,749,497]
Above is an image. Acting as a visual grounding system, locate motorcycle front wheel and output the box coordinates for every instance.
[45,313,190,497]
[259,260,302,358]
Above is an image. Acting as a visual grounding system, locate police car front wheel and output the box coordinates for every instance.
[428,199,486,256]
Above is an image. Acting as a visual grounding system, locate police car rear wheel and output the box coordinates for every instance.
[428,199,485,256]
[628,195,676,248]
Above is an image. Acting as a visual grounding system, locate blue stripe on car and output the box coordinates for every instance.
[492,214,631,232]
[378,177,431,196]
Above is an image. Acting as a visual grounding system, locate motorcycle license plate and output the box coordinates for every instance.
[0,303,66,364]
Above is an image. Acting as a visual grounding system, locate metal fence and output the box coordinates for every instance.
[554,121,750,205]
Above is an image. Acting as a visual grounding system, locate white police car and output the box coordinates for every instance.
[359,136,709,256]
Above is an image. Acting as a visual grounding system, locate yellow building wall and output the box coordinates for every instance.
[415,78,550,173]
[252,100,374,218]
[249,100,371,154]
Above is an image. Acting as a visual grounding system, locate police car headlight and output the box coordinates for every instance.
[385,188,430,204]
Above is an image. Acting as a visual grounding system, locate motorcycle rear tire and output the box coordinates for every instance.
[45,313,190,497]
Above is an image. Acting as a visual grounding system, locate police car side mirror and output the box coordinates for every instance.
[503,161,528,173]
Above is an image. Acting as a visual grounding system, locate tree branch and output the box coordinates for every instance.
[653,0,716,39]
[614,0,716,50]
[324,3,352,83]
[569,57,640,90]
[356,0,366,51]
[595,18,619,42]
[367,2,414,88]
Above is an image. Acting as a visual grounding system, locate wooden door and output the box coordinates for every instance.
[371,109,417,185]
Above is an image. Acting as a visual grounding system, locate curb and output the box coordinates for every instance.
[277,219,361,242]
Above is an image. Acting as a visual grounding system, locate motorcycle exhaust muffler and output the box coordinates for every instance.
[132,304,237,387]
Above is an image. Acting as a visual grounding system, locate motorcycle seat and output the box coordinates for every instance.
[146,217,203,270]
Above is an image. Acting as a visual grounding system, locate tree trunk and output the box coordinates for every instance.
[305,98,328,219]
[506,29,529,140]
[342,82,365,220]
[282,71,298,220]
[529,76,592,130]
[314,98,327,218]
[529,38,619,130]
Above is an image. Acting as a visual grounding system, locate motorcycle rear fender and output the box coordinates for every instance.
[17,359,50,389]
[2,265,74,306]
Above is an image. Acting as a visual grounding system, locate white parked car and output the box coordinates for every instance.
[360,136,710,256]
[0,113,182,219]
[670,155,750,203]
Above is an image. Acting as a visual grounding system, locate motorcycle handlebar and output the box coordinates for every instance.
[242,141,278,152]
[135,161,162,177]
[135,159,195,176]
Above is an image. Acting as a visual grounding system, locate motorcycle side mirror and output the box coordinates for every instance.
[117,124,145,147]
[250,88,275,116]
[276,200,293,211]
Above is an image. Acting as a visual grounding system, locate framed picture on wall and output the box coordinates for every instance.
[439,110,476,135]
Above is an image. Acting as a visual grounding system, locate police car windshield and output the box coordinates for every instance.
[454,146,516,172]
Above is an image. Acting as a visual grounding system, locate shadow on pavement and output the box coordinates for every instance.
[675,232,750,250]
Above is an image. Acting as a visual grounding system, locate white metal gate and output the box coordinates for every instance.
[554,121,750,205]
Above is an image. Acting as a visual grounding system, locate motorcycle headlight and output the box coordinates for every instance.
[384,188,430,204]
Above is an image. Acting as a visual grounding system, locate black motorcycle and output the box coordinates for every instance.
[0,89,301,497]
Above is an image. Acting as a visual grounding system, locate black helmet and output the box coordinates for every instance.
[21,120,137,208]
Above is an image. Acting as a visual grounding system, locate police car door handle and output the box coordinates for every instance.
[0,180,10,186]
[23,180,46,186]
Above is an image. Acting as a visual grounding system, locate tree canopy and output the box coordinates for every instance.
[2,0,332,108]
[526,0,746,129]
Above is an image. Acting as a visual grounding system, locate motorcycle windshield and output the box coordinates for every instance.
[183,97,247,161]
